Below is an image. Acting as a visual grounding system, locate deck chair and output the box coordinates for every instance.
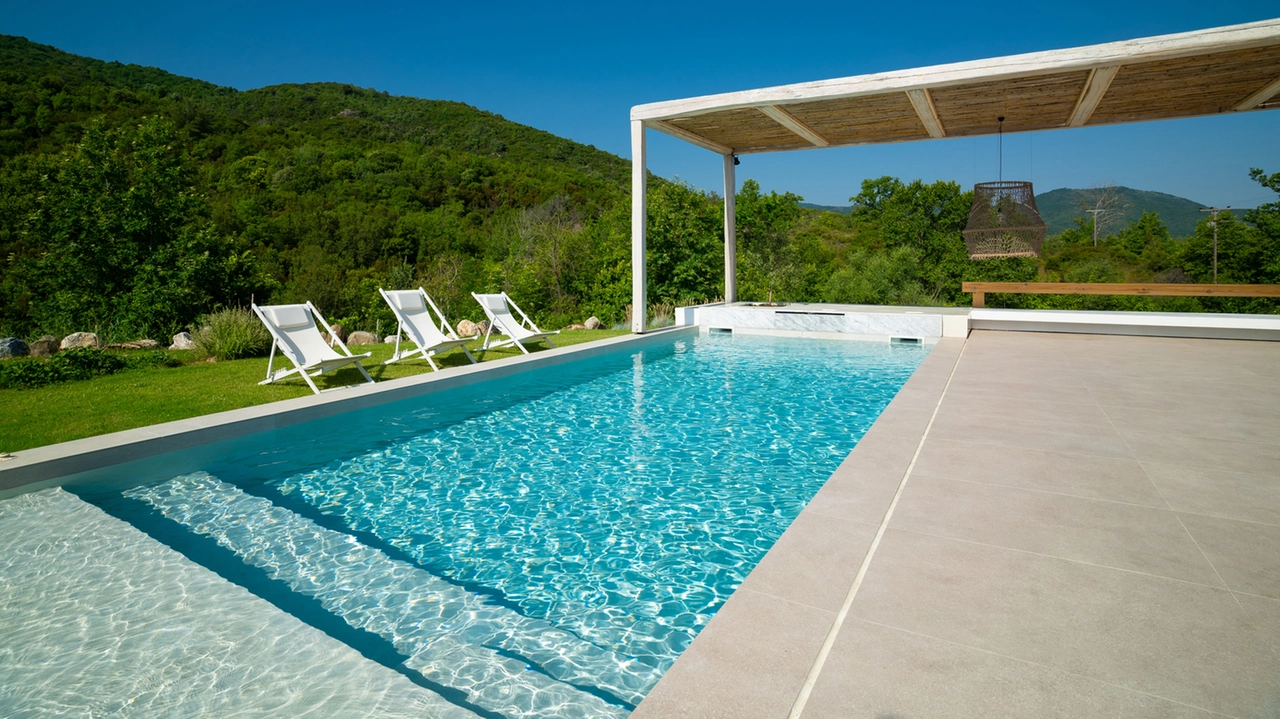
[379,287,478,370]
[252,302,374,395]
[471,292,559,354]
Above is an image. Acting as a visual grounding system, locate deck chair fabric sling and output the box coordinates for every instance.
[379,287,478,370]
[471,292,559,354]
[252,302,374,395]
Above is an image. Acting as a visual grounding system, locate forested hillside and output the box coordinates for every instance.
[2,35,1278,343]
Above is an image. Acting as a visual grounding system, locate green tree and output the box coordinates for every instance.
[22,117,267,339]
[736,179,803,303]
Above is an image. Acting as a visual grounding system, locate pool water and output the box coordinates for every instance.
[1,333,928,718]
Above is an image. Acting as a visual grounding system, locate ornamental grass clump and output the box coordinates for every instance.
[193,308,271,361]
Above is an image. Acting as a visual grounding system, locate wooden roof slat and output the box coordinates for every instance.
[648,119,733,154]
[1068,65,1120,127]
[906,89,946,138]
[1236,74,1280,110]
[757,105,831,147]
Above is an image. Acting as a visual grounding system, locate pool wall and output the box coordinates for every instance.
[0,326,697,498]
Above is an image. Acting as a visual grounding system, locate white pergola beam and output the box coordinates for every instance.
[757,105,830,147]
[647,119,733,155]
[723,154,737,303]
[905,88,945,138]
[1068,65,1121,127]
[631,19,1280,122]
[1236,75,1280,110]
[631,120,647,333]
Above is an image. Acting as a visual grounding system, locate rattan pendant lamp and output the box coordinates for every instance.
[962,117,1048,259]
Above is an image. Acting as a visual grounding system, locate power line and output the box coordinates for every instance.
[1199,206,1230,284]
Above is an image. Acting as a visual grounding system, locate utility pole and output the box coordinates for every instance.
[1085,208,1105,247]
[1200,207,1230,284]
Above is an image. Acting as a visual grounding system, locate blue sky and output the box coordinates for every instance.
[2,1,1278,208]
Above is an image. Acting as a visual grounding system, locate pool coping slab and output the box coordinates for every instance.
[0,326,698,496]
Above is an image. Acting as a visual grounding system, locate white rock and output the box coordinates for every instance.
[346,331,378,346]
[60,332,102,350]
[584,316,602,330]
[169,332,195,350]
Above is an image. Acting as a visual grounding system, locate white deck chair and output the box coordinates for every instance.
[379,287,478,370]
[252,302,374,395]
[471,292,559,354]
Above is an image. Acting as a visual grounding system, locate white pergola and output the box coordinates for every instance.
[627,18,1280,332]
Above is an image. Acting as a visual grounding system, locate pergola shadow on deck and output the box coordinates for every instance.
[627,18,1280,330]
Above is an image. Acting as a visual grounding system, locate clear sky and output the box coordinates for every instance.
[2,1,1278,208]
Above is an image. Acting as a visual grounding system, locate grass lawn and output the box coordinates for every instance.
[0,330,628,453]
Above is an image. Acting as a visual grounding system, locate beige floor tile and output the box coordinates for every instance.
[849,530,1280,717]
[803,620,1223,719]
[1103,405,1280,446]
[1121,430,1280,476]
[937,390,1111,426]
[929,414,1134,458]
[911,439,1165,506]
[739,510,878,612]
[1144,462,1280,526]
[1177,513,1280,600]
[891,475,1223,586]
[1236,592,1280,656]
[630,588,832,719]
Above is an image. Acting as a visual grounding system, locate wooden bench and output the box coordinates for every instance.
[961,282,1280,308]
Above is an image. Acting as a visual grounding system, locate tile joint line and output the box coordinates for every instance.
[787,340,969,719]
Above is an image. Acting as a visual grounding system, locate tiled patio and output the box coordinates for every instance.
[633,330,1280,718]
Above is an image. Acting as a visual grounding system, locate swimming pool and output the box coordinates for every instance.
[0,332,929,717]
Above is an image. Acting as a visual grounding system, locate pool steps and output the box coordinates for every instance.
[126,472,657,718]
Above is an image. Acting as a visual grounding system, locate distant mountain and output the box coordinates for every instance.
[1035,187,1208,239]
[799,202,851,214]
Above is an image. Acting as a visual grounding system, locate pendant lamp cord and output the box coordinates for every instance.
[997,116,1004,183]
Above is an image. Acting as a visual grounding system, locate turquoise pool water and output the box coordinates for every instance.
[2,332,928,718]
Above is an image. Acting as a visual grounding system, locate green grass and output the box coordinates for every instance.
[0,330,627,453]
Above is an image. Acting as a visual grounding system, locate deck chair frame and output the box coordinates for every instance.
[252,301,374,395]
[471,292,559,354]
[379,287,478,371]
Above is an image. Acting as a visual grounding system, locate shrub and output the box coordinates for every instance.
[0,348,176,390]
[192,308,271,361]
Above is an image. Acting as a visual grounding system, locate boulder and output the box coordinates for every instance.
[60,332,101,350]
[170,332,196,350]
[476,320,492,336]
[329,324,347,343]
[584,316,602,330]
[29,335,60,357]
[455,319,479,337]
[384,335,400,343]
[0,337,29,358]
[562,323,586,331]
[347,331,378,346]
[109,339,160,350]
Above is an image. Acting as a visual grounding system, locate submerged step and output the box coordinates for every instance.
[126,472,656,717]
[0,488,474,719]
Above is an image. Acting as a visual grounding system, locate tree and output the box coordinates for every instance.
[736,179,803,303]
[22,117,267,339]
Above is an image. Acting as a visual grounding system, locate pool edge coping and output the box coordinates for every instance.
[0,326,698,495]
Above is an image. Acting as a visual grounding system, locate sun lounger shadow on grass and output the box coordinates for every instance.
[252,302,374,395]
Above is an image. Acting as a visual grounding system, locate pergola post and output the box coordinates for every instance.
[723,154,737,303]
[631,120,647,334]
